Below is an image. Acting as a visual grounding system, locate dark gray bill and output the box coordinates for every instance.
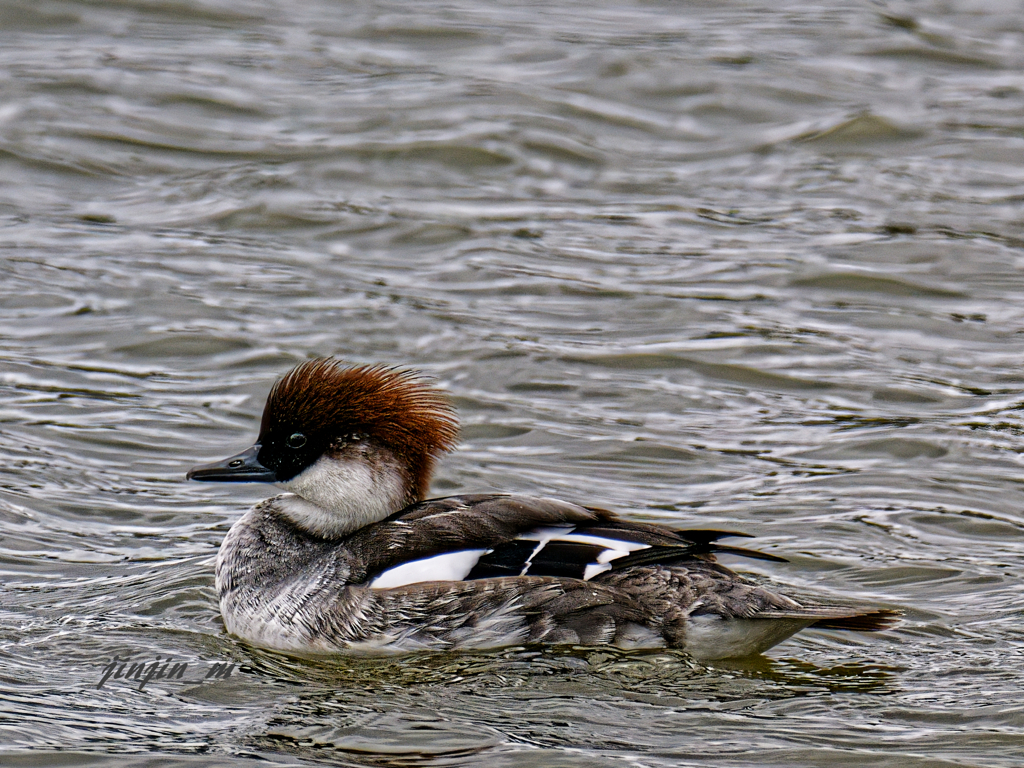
[186,444,277,482]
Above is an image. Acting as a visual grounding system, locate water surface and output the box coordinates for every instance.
[2,1,1024,766]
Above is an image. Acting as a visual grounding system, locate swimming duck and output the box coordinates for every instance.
[187,358,897,659]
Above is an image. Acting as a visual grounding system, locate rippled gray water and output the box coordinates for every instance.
[3,0,1024,765]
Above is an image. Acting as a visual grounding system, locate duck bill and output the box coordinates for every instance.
[186,445,277,483]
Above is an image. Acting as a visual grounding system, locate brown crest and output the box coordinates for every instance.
[258,359,459,496]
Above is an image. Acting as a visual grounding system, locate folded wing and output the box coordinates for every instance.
[348,494,784,589]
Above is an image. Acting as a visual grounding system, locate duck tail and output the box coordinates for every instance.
[809,609,902,632]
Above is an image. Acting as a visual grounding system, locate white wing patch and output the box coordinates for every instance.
[583,563,613,580]
[516,525,576,542]
[367,528,655,589]
[516,525,576,573]
[549,533,650,562]
[517,527,651,580]
[370,549,490,589]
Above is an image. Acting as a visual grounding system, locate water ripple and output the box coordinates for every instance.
[2,0,1024,766]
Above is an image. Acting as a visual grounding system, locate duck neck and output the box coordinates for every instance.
[273,451,413,539]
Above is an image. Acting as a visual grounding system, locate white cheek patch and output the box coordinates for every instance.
[369,549,491,589]
[275,454,408,538]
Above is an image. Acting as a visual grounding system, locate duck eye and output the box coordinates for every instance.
[286,432,307,449]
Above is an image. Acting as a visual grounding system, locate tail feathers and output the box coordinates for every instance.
[610,542,788,572]
[756,607,901,632]
[711,544,789,564]
[810,609,902,632]
[675,529,754,544]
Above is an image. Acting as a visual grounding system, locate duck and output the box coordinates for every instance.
[187,357,898,659]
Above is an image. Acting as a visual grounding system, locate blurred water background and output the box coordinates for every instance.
[2,0,1024,766]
